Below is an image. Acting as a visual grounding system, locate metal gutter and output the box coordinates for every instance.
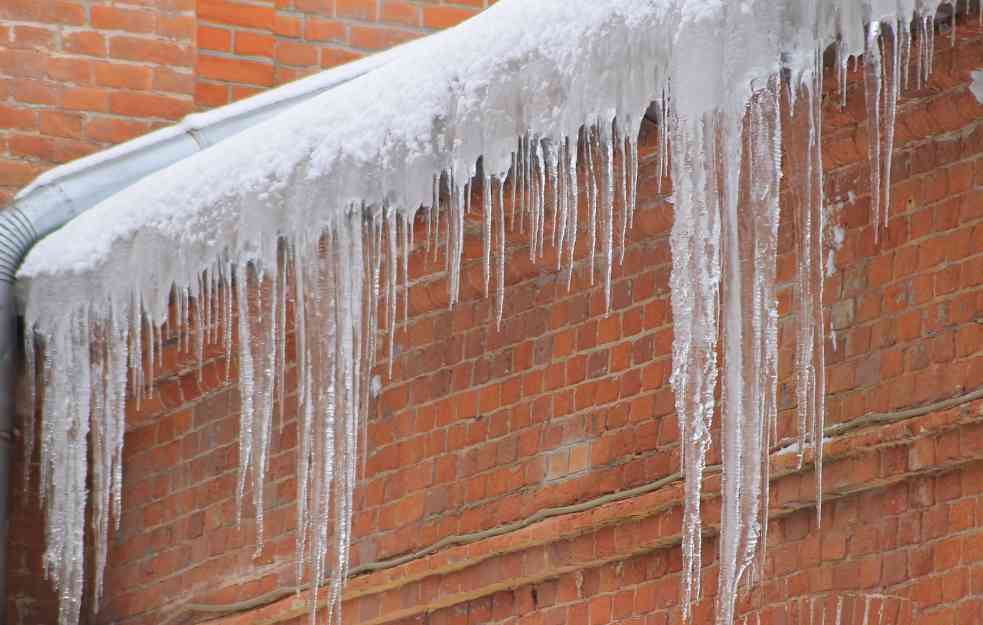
[0,37,419,623]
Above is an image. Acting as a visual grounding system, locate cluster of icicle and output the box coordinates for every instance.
[15,1,974,625]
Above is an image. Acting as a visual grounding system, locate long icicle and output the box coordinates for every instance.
[669,109,722,620]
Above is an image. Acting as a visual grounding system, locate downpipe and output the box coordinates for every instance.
[0,205,40,625]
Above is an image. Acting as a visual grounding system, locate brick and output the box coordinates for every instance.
[199,57,274,91]
[321,47,362,69]
[0,104,38,130]
[0,49,47,78]
[335,0,379,21]
[194,81,229,107]
[109,92,192,120]
[273,15,303,38]
[197,27,231,52]
[198,1,275,30]
[422,5,476,29]
[9,134,56,161]
[46,57,92,84]
[153,68,194,95]
[109,36,193,67]
[39,111,83,140]
[63,31,107,57]
[41,1,86,25]
[275,41,318,66]
[0,0,41,21]
[349,25,417,51]
[293,0,331,12]
[85,117,150,144]
[61,86,109,112]
[158,15,195,41]
[53,138,97,163]
[234,32,275,58]
[92,61,153,90]
[0,160,43,186]
[381,1,420,27]
[305,19,346,43]
[91,6,157,34]
[11,26,55,50]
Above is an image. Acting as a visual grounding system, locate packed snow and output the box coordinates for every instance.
[13,0,965,624]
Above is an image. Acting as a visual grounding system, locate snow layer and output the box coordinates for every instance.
[15,1,958,624]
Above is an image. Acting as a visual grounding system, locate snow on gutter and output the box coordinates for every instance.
[0,35,419,623]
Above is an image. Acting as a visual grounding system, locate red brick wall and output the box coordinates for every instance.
[5,9,983,625]
[195,0,493,107]
[0,0,492,204]
[0,0,197,204]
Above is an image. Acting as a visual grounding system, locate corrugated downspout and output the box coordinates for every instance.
[0,37,419,622]
[0,206,37,624]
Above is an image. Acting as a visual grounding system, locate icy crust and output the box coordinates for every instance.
[13,1,960,625]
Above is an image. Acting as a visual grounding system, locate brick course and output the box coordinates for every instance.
[3,7,983,625]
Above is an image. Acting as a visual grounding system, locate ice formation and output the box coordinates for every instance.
[13,0,967,624]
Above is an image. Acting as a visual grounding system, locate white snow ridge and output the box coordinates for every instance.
[15,1,964,624]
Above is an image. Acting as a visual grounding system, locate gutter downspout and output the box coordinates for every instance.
[0,38,418,622]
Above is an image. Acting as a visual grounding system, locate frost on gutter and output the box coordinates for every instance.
[15,1,970,624]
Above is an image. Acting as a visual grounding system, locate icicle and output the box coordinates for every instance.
[433,176,442,264]
[40,309,92,625]
[618,130,630,264]
[449,177,466,307]
[548,143,560,251]
[586,126,598,284]
[427,176,435,254]
[387,204,398,375]
[234,265,256,525]
[555,140,569,270]
[883,20,902,236]
[864,21,884,237]
[657,93,671,192]
[402,213,410,324]
[838,45,849,110]
[628,133,639,228]
[669,110,722,619]
[536,138,547,259]
[717,80,782,625]
[602,122,615,315]
[22,332,36,487]
[496,176,506,329]
[483,174,493,297]
[950,3,957,46]
[510,149,518,231]
[522,136,531,239]
[278,251,289,429]
[564,134,580,290]
[791,66,827,525]
[900,18,912,92]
